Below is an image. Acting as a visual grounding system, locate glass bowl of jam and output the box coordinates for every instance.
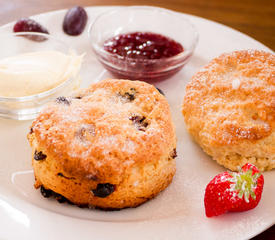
[89,6,198,82]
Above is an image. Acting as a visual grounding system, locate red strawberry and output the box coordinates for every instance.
[204,163,264,217]
[13,18,49,34]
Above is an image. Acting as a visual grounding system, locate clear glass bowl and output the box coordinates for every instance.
[89,6,199,82]
[0,32,80,120]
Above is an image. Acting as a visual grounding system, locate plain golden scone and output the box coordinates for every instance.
[182,50,275,171]
[28,79,176,209]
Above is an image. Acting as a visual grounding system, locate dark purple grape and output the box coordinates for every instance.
[13,18,49,41]
[63,6,88,36]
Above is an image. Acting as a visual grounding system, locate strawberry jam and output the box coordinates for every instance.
[104,32,183,60]
[100,32,188,81]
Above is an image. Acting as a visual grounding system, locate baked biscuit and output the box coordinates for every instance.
[182,50,275,171]
[28,79,176,209]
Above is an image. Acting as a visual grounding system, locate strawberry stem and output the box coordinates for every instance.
[230,169,260,203]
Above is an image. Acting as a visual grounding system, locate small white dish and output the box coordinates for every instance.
[0,32,79,120]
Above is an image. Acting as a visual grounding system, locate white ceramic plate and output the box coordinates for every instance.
[0,6,274,240]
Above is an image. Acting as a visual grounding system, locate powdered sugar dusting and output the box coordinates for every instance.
[98,135,118,146]
[98,135,118,156]
[232,78,240,89]
[122,139,136,154]
[133,180,139,187]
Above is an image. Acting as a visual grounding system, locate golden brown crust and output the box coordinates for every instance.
[30,142,175,209]
[182,50,275,171]
[28,79,176,208]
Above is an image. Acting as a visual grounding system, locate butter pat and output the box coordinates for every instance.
[0,50,83,97]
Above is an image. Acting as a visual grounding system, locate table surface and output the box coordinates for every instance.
[0,0,274,239]
[1,0,274,50]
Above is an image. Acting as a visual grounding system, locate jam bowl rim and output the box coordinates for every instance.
[88,6,199,65]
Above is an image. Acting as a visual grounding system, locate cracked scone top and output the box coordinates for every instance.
[28,79,177,209]
[182,50,275,171]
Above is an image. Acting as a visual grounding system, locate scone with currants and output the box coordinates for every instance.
[28,79,177,209]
